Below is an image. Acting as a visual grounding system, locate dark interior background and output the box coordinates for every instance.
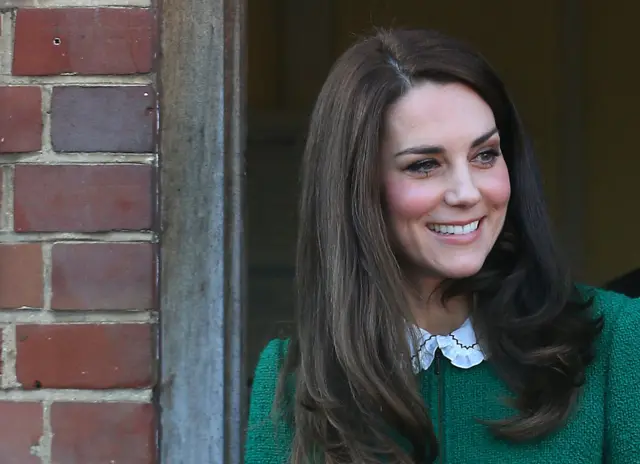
[245,1,640,375]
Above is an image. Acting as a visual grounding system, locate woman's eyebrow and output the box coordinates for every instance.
[393,127,499,158]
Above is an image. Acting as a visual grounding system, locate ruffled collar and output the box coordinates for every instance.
[408,318,485,373]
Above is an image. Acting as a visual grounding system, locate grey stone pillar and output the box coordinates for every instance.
[158,0,247,462]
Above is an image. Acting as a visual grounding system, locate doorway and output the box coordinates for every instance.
[245,0,640,387]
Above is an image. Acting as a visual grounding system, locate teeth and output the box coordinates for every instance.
[428,220,479,235]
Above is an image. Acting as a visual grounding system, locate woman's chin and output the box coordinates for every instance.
[403,254,488,281]
[439,262,485,280]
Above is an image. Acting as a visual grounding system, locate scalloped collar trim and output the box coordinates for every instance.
[408,318,485,373]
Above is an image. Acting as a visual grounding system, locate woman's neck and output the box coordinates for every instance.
[407,277,470,335]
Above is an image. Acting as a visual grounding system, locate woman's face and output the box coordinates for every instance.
[381,81,510,280]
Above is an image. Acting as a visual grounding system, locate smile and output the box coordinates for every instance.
[427,220,480,235]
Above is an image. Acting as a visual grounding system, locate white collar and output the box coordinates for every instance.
[408,318,485,373]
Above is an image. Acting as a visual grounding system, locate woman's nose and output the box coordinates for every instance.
[443,166,481,207]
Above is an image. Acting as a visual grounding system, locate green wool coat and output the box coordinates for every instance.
[245,288,640,463]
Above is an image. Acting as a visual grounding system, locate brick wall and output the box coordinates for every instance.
[0,2,158,463]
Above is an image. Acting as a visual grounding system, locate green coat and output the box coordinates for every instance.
[245,288,640,463]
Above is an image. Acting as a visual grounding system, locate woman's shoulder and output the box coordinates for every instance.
[585,285,640,325]
[580,287,640,459]
[245,338,293,463]
[254,338,290,372]
[250,338,290,397]
[582,285,640,357]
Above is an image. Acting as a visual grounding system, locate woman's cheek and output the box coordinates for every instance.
[384,178,441,220]
[482,166,511,206]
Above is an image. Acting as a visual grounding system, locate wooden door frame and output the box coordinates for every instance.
[157,0,247,462]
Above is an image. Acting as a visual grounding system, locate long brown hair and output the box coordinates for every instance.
[278,28,602,463]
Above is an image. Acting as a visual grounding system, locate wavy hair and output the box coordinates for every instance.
[277,28,602,463]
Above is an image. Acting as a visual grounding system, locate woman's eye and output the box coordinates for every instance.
[474,149,501,166]
[406,159,439,174]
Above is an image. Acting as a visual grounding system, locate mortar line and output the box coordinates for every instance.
[0,3,152,9]
[41,86,52,154]
[42,243,52,311]
[1,166,12,231]
[0,388,153,402]
[0,10,16,77]
[0,153,155,164]
[0,231,156,243]
[0,76,154,86]
[2,166,14,232]
[1,324,19,389]
[0,310,158,324]
[0,14,7,75]
[40,400,52,464]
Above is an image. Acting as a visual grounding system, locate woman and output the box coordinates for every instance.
[244,29,640,463]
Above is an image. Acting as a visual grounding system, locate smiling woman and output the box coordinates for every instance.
[381,82,511,332]
[244,28,640,464]
[382,82,509,280]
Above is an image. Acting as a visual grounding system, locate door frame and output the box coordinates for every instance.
[157,0,247,462]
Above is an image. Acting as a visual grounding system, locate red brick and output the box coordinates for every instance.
[51,243,155,310]
[51,402,155,464]
[0,244,43,309]
[16,324,155,389]
[0,402,43,464]
[51,86,155,152]
[14,164,153,232]
[13,8,154,76]
[0,87,42,154]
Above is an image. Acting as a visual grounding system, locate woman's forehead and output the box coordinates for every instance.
[382,81,497,153]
